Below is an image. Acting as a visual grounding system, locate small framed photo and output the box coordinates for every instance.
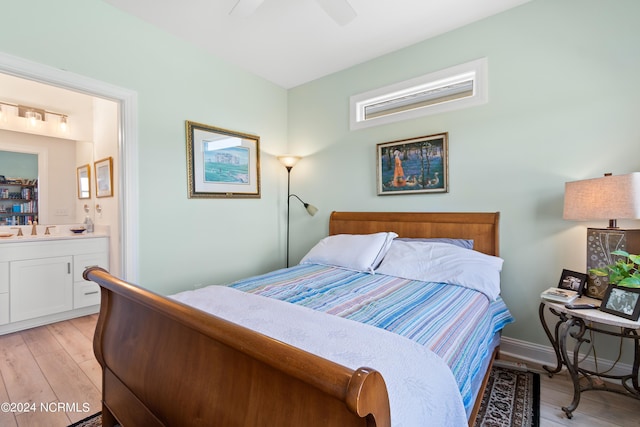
[77,164,91,199]
[600,285,640,321]
[376,132,448,195]
[558,269,588,296]
[94,157,113,198]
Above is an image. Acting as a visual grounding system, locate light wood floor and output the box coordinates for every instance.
[509,358,640,426]
[0,315,101,426]
[1,315,640,426]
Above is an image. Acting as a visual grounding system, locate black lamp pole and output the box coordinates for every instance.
[285,166,293,268]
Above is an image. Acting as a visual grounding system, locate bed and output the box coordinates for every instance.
[85,211,512,427]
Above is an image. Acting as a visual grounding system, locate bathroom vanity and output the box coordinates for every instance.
[0,233,109,334]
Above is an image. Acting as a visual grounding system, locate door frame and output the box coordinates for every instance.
[0,51,139,282]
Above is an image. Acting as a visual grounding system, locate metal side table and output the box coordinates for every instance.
[539,297,640,418]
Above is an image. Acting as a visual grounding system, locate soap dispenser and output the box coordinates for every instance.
[84,215,94,233]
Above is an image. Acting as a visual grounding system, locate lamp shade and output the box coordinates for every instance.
[563,172,640,221]
[278,155,301,169]
[305,203,318,216]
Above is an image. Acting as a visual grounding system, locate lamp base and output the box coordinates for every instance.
[586,228,640,299]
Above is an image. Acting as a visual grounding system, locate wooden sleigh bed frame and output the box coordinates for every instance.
[85,211,501,427]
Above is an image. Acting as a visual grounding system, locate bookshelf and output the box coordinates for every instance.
[0,178,38,225]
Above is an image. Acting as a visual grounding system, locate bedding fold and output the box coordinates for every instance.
[172,285,468,427]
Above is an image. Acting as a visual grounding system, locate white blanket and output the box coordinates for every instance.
[171,285,467,427]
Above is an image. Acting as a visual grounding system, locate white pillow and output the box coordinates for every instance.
[300,232,398,274]
[375,240,503,300]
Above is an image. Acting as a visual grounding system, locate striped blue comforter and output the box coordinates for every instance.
[229,263,514,414]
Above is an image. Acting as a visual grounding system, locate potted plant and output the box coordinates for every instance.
[589,250,640,288]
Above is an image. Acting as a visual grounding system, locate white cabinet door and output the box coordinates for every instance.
[0,294,8,325]
[73,253,109,282]
[0,262,8,325]
[73,252,109,308]
[10,256,73,323]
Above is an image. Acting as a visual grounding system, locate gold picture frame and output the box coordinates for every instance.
[77,164,91,199]
[94,157,113,198]
[185,121,260,198]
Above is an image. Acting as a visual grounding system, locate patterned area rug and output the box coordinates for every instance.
[474,367,540,427]
[68,412,102,427]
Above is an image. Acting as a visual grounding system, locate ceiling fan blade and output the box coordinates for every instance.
[316,0,357,26]
[229,0,265,17]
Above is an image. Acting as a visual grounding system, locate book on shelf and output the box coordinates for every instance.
[540,287,578,303]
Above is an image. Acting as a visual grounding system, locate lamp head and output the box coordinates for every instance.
[304,203,318,216]
[278,155,301,171]
[563,172,640,228]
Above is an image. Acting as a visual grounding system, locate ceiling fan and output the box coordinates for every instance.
[229,0,357,26]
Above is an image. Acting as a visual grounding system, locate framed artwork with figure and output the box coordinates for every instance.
[376,132,448,195]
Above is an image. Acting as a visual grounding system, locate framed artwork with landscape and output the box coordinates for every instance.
[376,132,448,195]
[94,157,113,198]
[186,121,260,198]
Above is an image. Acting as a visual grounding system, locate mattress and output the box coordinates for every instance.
[226,263,514,416]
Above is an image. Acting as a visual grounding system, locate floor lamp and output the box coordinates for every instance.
[563,172,640,298]
[278,156,318,267]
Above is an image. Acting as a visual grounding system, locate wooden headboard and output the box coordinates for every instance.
[329,211,500,256]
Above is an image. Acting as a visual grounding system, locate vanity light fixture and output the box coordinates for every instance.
[278,155,318,268]
[0,101,70,132]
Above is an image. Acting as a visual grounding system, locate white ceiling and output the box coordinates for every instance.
[103,0,531,89]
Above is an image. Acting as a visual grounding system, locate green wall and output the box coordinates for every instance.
[287,0,640,347]
[0,151,37,179]
[0,0,289,294]
[1,0,639,351]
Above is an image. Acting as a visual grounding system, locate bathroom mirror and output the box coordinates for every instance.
[77,164,91,199]
[0,134,78,225]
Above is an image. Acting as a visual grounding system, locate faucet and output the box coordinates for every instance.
[30,220,38,236]
[10,227,23,237]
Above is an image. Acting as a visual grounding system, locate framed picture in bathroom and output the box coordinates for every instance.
[185,121,261,198]
[95,157,113,198]
[77,164,91,199]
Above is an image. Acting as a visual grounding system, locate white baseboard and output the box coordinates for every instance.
[500,336,632,378]
[0,305,99,336]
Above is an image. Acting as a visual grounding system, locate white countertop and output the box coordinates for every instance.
[0,232,108,243]
[0,224,109,244]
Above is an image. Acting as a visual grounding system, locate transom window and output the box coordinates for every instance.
[350,58,488,130]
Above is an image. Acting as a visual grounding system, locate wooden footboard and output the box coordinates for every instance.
[85,267,390,427]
